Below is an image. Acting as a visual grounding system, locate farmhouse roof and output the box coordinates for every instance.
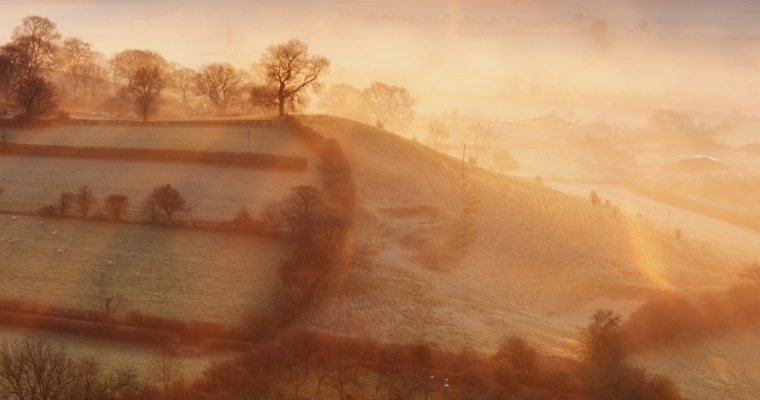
[664,157,730,174]
[508,115,575,131]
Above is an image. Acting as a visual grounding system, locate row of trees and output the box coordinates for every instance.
[36,183,187,223]
[316,81,416,132]
[425,118,520,172]
[195,309,682,400]
[1,16,332,121]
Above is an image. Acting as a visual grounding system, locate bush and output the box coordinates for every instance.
[34,205,59,217]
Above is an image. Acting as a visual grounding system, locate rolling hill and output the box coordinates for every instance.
[294,115,757,399]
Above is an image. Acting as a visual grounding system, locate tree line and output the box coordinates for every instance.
[0,17,328,121]
[1,15,419,129]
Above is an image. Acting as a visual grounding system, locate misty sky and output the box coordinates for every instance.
[2,0,759,117]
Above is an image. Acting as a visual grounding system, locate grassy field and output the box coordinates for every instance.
[0,216,283,324]
[0,156,321,221]
[295,116,754,399]
[549,182,760,257]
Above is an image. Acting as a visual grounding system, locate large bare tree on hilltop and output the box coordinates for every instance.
[250,39,330,117]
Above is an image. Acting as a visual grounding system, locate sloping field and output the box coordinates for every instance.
[0,156,320,221]
[294,116,753,398]
[0,216,282,324]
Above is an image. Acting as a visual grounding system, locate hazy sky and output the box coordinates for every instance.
[2,0,759,113]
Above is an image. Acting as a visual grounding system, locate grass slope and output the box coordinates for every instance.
[0,216,282,324]
[295,115,755,399]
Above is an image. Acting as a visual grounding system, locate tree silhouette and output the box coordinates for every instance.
[250,39,330,117]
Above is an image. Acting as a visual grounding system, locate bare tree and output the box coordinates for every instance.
[13,75,58,119]
[120,65,167,121]
[104,194,130,221]
[192,62,248,114]
[10,16,61,78]
[317,83,368,122]
[0,334,77,400]
[144,184,189,224]
[291,364,311,400]
[80,52,109,104]
[55,37,95,101]
[493,150,520,173]
[250,39,330,117]
[324,362,357,400]
[363,81,415,132]
[281,185,324,237]
[259,201,283,235]
[147,348,184,391]
[169,64,196,115]
[75,184,97,217]
[464,121,494,164]
[110,49,166,85]
[425,119,449,150]
[58,190,74,216]
[94,272,129,322]
[579,309,625,367]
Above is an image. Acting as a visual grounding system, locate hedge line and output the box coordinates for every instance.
[0,118,272,128]
[0,142,307,171]
[0,310,180,344]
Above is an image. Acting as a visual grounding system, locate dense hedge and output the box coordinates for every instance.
[0,118,272,128]
[0,310,180,344]
[0,142,307,171]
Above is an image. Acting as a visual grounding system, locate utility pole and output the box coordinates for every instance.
[666,209,671,234]
[462,144,466,175]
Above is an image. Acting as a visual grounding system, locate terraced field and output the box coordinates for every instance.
[0,216,283,324]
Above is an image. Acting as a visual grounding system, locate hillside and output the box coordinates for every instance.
[295,116,755,398]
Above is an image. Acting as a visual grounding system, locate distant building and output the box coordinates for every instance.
[662,157,731,181]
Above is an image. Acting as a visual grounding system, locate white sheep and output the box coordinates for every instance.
[107,261,113,265]
[52,231,58,235]
[56,249,63,254]
[10,216,16,221]
[10,237,18,243]
[39,221,44,226]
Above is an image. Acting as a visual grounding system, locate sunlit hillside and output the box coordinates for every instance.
[296,115,757,399]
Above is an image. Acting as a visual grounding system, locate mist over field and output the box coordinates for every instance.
[1,1,760,400]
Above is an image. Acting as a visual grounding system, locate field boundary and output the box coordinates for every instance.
[0,142,307,171]
[0,310,180,345]
[621,179,760,234]
[0,118,272,128]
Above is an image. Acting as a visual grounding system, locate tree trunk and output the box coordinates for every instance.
[278,83,286,116]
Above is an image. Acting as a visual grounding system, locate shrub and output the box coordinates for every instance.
[35,205,59,217]
[579,310,626,367]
